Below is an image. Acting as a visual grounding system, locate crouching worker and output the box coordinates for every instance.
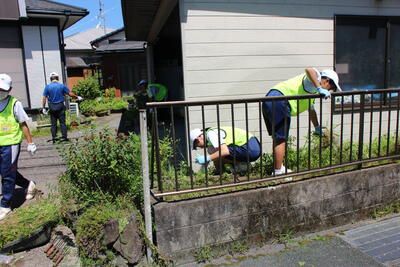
[0,74,37,221]
[190,127,261,173]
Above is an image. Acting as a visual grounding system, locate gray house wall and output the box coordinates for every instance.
[179,0,400,155]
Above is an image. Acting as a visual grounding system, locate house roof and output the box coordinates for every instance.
[65,27,115,50]
[26,0,89,30]
[65,56,88,68]
[121,0,177,42]
[95,40,145,53]
[90,28,124,45]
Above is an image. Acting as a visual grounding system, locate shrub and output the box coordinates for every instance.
[79,98,128,116]
[60,128,143,207]
[73,75,102,99]
[103,87,117,98]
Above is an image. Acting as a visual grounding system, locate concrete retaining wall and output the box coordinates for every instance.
[154,164,400,264]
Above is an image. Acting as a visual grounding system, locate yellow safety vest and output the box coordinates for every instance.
[0,96,23,146]
[207,127,253,147]
[272,74,315,116]
[147,83,168,101]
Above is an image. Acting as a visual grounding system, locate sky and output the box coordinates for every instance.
[55,0,124,37]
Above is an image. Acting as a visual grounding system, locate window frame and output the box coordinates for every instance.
[334,15,400,113]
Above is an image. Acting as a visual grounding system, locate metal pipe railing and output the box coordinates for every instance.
[146,89,400,197]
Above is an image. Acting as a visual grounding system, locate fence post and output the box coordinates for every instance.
[358,94,365,169]
[140,109,153,262]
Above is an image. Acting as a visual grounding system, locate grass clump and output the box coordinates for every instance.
[75,198,136,260]
[228,240,249,255]
[371,202,400,219]
[195,245,214,263]
[0,197,60,247]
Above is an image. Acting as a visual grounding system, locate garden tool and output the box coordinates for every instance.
[46,238,62,257]
[53,246,70,267]
[50,241,66,260]
[53,245,69,263]
[44,236,60,253]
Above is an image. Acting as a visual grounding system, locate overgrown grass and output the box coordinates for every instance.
[0,197,61,247]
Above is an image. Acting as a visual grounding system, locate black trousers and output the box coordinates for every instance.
[49,102,67,140]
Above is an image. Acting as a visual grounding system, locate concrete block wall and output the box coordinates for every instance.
[154,163,400,264]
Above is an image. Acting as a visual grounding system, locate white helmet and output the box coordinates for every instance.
[190,128,202,150]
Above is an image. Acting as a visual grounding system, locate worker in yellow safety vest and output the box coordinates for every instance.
[190,126,261,173]
[262,68,341,175]
[0,74,38,221]
[137,80,168,102]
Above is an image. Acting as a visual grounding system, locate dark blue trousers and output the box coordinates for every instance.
[1,144,29,208]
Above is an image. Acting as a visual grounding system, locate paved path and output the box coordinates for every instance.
[189,214,400,267]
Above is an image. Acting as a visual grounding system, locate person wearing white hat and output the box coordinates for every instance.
[0,74,38,221]
[42,72,83,143]
[262,67,341,175]
[190,127,261,173]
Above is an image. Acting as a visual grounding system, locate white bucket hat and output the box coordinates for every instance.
[190,128,202,150]
[320,69,341,92]
[0,74,12,91]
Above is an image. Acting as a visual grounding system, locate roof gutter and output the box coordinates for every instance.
[27,9,88,17]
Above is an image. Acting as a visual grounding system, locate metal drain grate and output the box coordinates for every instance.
[342,216,400,266]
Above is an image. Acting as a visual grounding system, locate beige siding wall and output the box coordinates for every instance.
[180,0,400,156]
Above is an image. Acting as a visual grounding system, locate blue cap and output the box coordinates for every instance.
[138,79,148,86]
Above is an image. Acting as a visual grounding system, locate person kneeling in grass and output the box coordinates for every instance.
[190,127,261,174]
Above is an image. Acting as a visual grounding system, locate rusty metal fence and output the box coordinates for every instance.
[144,89,400,198]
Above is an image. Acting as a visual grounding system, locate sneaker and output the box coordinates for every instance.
[0,207,11,221]
[26,181,36,200]
[60,138,70,143]
[275,166,293,181]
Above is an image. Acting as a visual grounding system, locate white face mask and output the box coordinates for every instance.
[0,91,8,100]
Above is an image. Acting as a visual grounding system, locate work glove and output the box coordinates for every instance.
[77,96,83,101]
[195,154,210,165]
[27,143,37,156]
[317,87,331,99]
[314,125,323,136]
[41,108,48,115]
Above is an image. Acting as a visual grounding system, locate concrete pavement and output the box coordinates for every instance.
[191,214,400,267]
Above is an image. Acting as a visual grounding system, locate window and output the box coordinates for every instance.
[335,16,400,107]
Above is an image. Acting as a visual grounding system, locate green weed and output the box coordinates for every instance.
[228,240,250,255]
[195,245,214,263]
[273,229,296,244]
[371,202,400,219]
